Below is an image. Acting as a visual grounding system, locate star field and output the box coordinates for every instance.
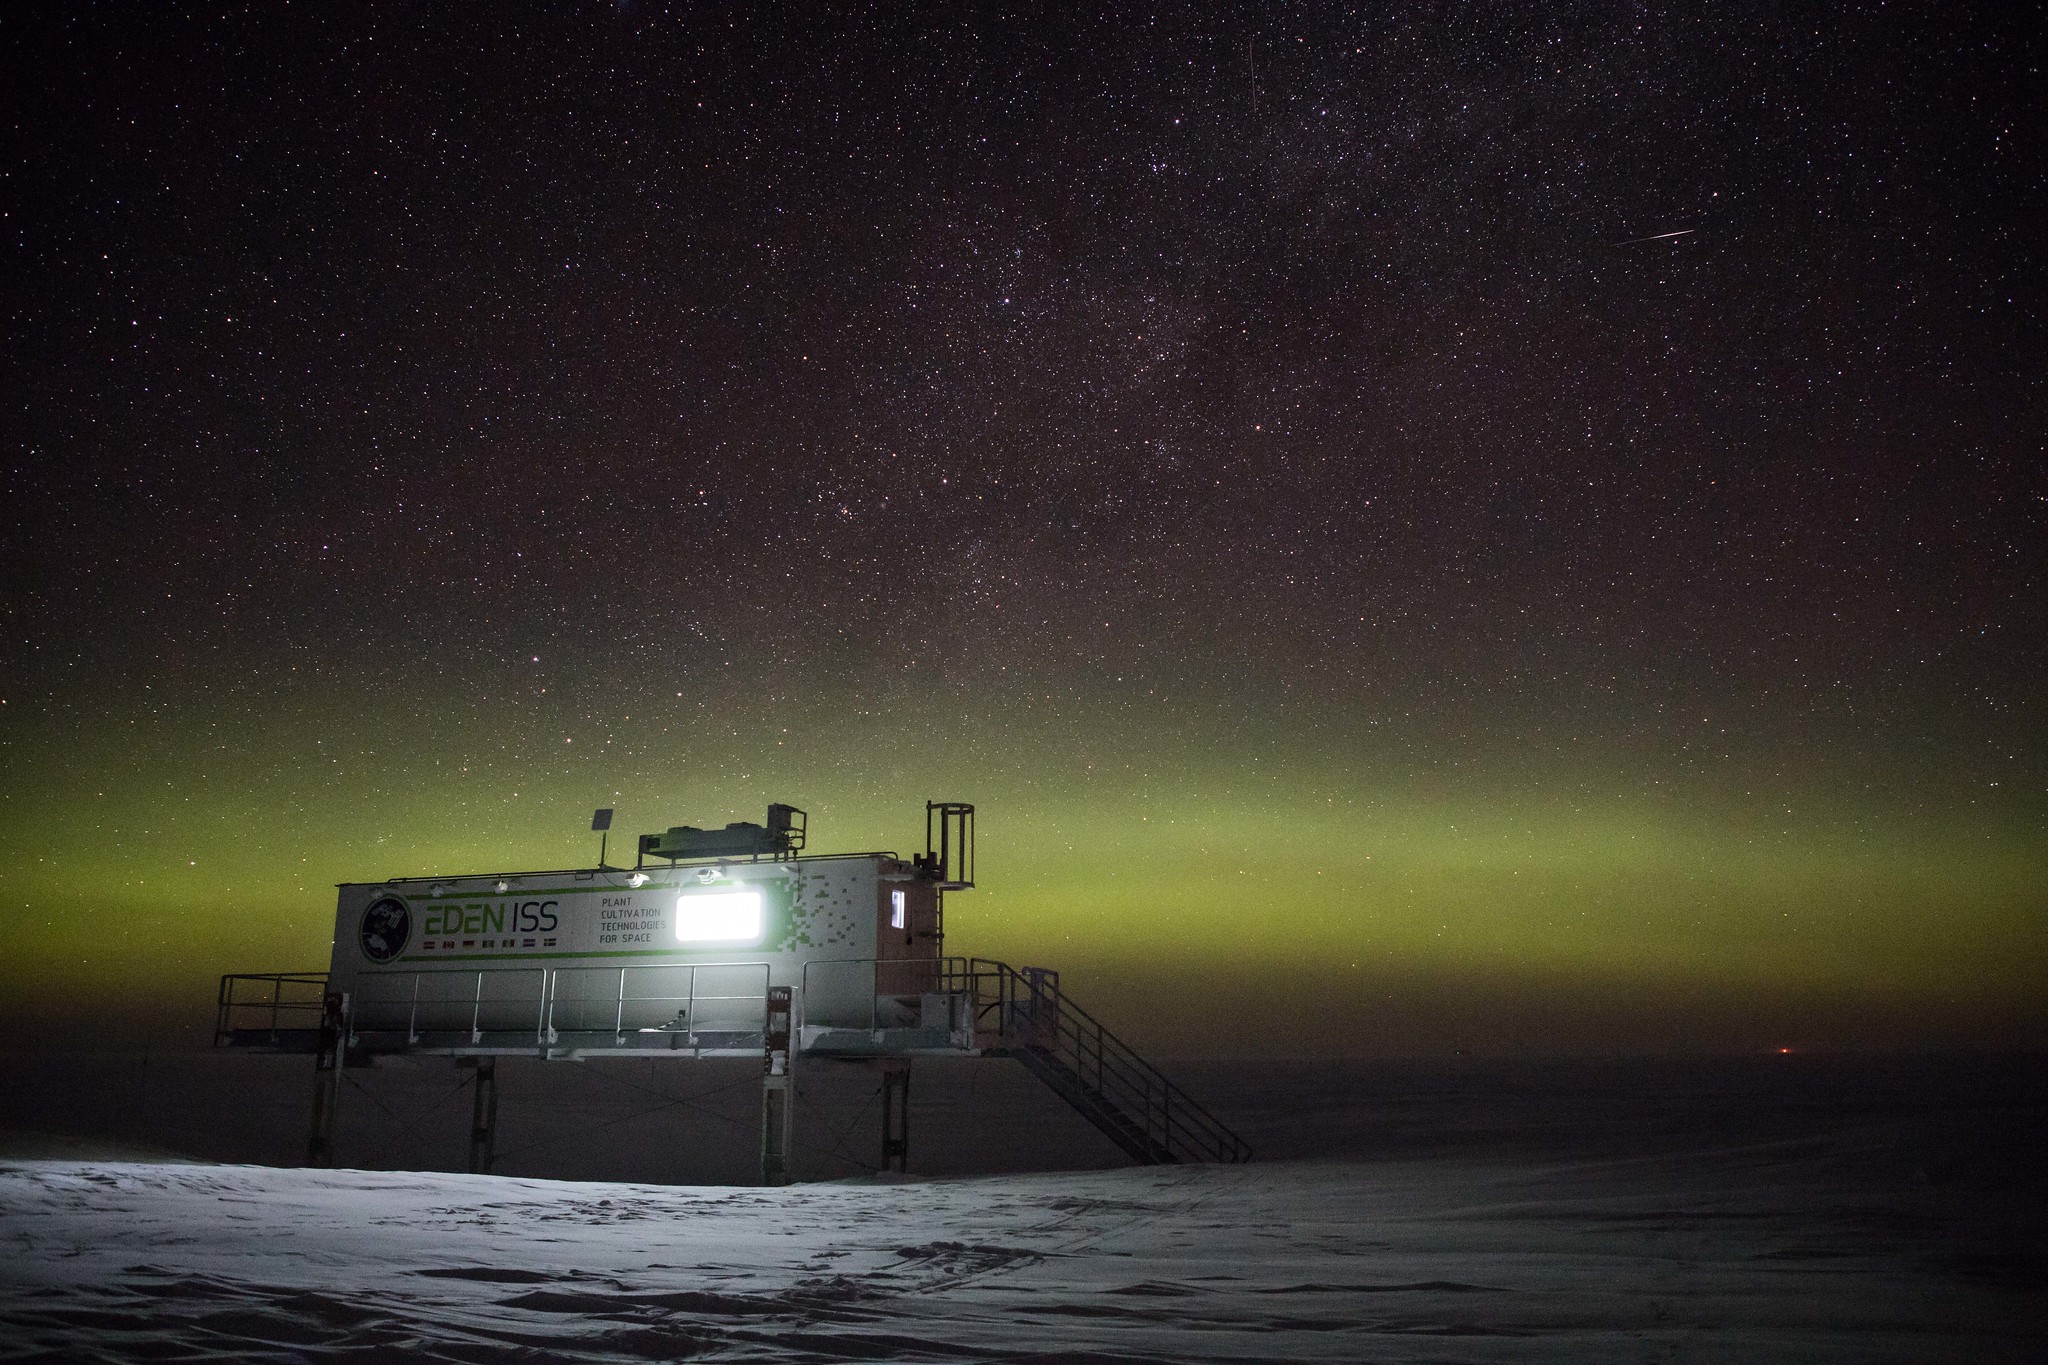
[3,4,2041,1052]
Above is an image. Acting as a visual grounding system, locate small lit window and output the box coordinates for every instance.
[676,890,763,943]
[890,889,906,930]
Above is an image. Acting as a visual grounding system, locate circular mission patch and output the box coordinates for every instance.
[359,896,411,963]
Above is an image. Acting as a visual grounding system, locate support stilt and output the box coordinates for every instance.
[761,985,794,1185]
[880,1059,911,1173]
[307,991,349,1167]
[464,1057,499,1174]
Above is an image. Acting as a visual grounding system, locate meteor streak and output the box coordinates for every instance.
[1614,228,1696,245]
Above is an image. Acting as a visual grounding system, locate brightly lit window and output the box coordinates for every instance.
[675,890,763,943]
[890,889,907,929]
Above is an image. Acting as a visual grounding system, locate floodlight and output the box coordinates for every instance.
[675,890,763,944]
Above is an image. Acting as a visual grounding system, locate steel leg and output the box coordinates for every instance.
[761,985,794,1185]
[465,1057,499,1175]
[307,991,349,1167]
[881,1059,911,1173]
[761,1073,791,1186]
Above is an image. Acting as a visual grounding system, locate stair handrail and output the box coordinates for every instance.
[993,959,1241,1152]
[964,957,1250,1163]
[1031,986,1244,1164]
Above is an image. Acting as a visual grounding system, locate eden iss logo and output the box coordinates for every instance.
[359,897,412,963]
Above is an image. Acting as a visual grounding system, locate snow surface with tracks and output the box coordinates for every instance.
[3,1141,2036,1363]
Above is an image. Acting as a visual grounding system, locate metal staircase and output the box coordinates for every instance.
[952,959,1252,1165]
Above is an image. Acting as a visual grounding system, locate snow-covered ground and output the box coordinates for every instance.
[3,1133,2039,1363]
[2,1053,2041,1361]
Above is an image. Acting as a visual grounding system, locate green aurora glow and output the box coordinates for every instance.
[4,659,2039,1054]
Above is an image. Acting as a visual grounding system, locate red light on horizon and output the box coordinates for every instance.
[1777,1047,1793,1054]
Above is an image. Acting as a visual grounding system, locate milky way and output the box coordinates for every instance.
[4,5,2040,1052]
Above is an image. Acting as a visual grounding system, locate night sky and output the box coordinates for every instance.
[5,4,2041,1054]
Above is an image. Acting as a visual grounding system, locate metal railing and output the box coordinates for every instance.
[545,962,772,1044]
[214,958,1250,1163]
[216,972,330,1046]
[350,967,552,1045]
[797,956,973,1032]
[341,962,773,1047]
